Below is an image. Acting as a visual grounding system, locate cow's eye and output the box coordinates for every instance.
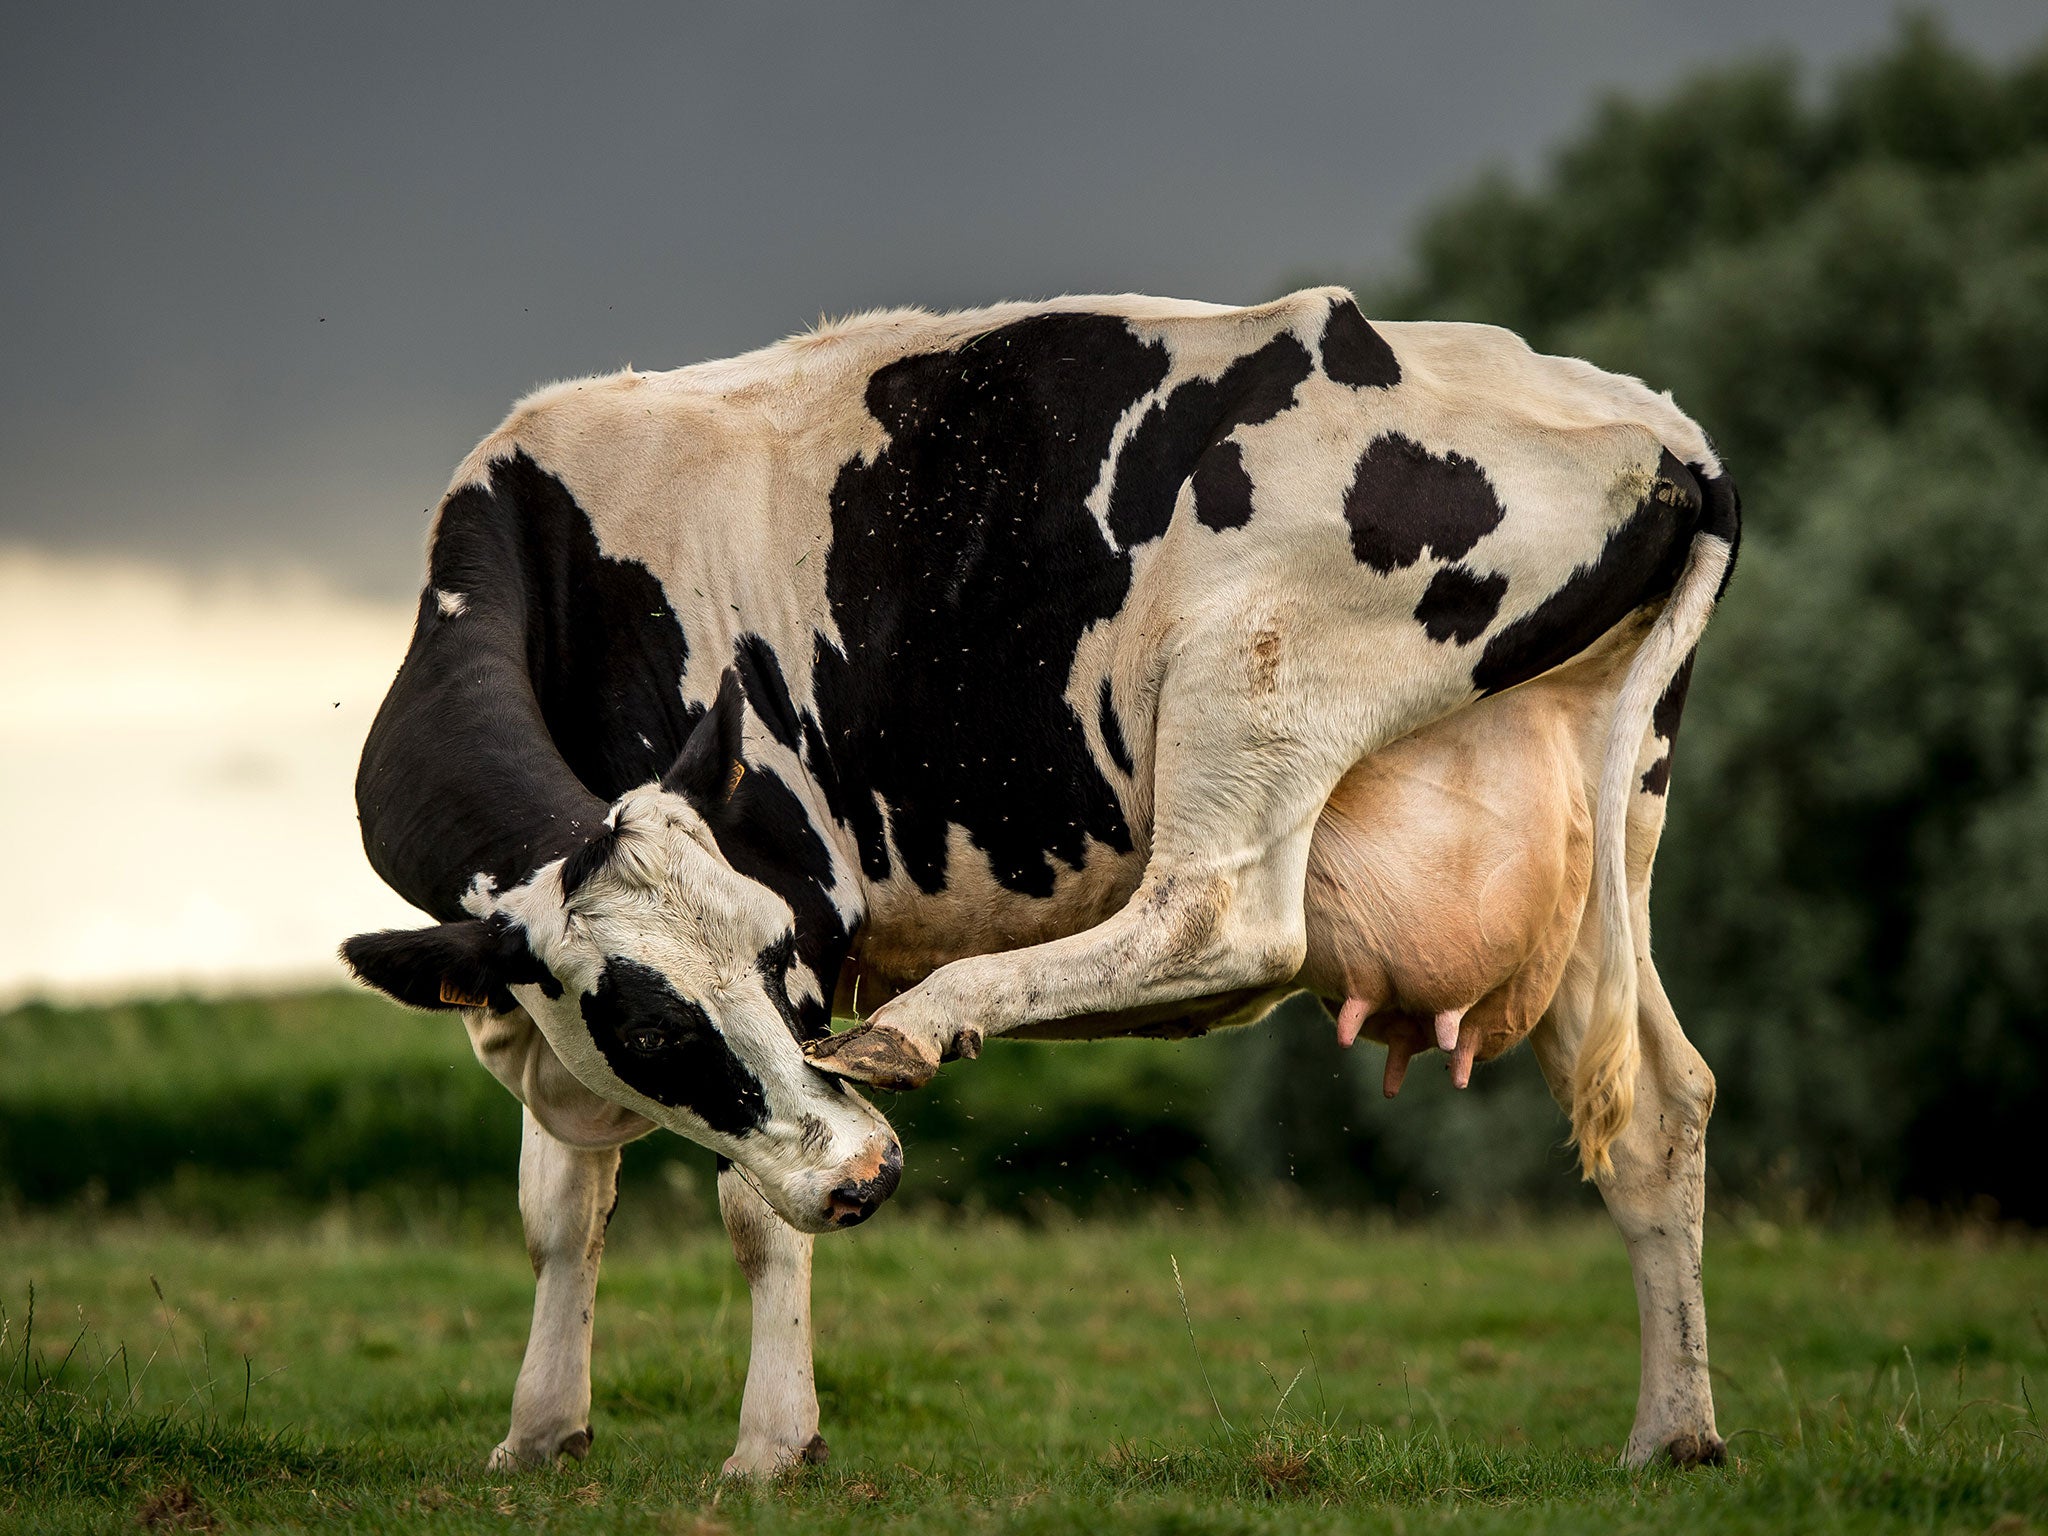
[624,1026,667,1055]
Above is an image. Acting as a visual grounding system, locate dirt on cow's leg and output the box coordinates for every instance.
[804,1020,942,1091]
[718,1166,827,1477]
[490,1109,621,1471]
[1532,959,1724,1470]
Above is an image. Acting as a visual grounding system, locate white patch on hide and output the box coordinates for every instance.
[461,870,501,918]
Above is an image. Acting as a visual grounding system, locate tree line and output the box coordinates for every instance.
[1227,16,2048,1223]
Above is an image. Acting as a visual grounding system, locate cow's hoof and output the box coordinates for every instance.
[1663,1431,1727,1468]
[487,1426,592,1470]
[722,1433,828,1478]
[804,1023,939,1091]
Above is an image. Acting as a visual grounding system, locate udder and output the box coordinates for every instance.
[1297,690,1594,1097]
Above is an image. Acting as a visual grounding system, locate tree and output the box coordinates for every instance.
[1236,15,2048,1220]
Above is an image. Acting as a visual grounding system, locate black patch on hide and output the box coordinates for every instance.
[807,312,1185,897]
[1470,452,1702,697]
[735,633,803,752]
[1640,649,1697,797]
[1098,676,1135,777]
[1108,333,1314,545]
[1191,440,1257,532]
[1342,434,1507,575]
[356,451,692,921]
[755,932,829,1045]
[1697,465,1743,597]
[1414,564,1508,645]
[1318,296,1401,388]
[582,956,768,1134]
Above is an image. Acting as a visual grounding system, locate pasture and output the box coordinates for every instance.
[7,1214,2045,1533]
[4,1001,2043,1534]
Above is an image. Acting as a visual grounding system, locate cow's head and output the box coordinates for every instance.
[344,674,899,1234]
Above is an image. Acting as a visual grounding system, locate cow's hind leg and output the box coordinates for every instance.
[489,1107,622,1469]
[718,1163,829,1476]
[812,637,1379,1086]
[1531,956,1724,1468]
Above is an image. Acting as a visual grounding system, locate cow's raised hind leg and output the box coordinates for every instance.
[718,1163,829,1476]
[488,1107,622,1469]
[811,633,1384,1087]
[1531,955,1724,1469]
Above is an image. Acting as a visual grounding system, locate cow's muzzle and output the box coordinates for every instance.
[822,1138,903,1228]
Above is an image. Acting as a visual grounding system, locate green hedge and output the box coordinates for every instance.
[0,990,1247,1218]
[0,988,1596,1221]
[0,992,517,1214]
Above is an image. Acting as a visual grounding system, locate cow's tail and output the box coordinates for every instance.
[1572,468,1738,1180]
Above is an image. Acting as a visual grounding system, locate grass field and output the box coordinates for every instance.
[4,1210,2043,1534]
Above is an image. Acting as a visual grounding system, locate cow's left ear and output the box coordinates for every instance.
[342,918,551,1013]
[663,668,748,809]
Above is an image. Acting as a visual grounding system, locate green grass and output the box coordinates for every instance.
[3,1212,2042,1533]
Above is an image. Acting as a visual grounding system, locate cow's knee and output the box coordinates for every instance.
[1665,1042,1716,1139]
[1135,866,1305,991]
[1609,1031,1714,1186]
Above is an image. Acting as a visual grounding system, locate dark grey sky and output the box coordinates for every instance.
[7,2,2042,594]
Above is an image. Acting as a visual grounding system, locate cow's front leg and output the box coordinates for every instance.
[718,1162,828,1476]
[1531,957,1724,1469]
[488,1108,620,1469]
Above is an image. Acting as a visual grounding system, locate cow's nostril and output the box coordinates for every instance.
[826,1183,878,1227]
[824,1143,902,1228]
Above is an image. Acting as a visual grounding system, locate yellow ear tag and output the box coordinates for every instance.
[723,759,747,802]
[439,979,490,1008]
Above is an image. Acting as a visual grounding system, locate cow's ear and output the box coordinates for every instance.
[663,668,748,809]
[342,920,534,1013]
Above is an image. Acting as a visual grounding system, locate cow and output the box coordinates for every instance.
[342,287,1738,1474]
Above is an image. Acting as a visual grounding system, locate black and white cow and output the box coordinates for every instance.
[344,288,1738,1473]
